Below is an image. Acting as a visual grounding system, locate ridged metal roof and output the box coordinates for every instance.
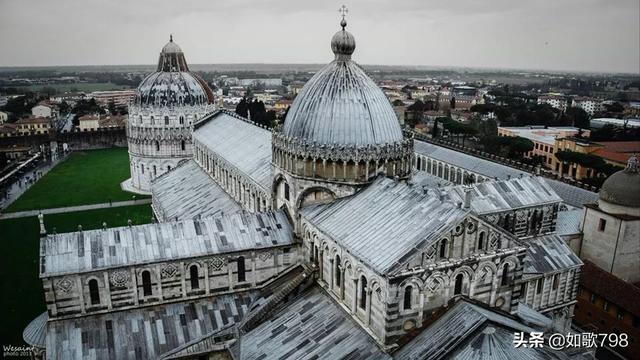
[193,111,273,191]
[151,160,241,222]
[523,234,582,274]
[47,291,257,359]
[447,176,562,215]
[302,176,469,274]
[282,29,403,146]
[414,140,598,208]
[241,286,390,360]
[40,211,293,277]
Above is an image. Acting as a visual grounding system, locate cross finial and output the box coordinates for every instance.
[339,5,348,19]
[338,5,348,29]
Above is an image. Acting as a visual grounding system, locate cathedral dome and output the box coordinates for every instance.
[282,19,403,146]
[599,155,640,210]
[134,35,214,108]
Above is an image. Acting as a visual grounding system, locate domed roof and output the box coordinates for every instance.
[282,19,403,146]
[599,155,640,208]
[161,34,182,53]
[134,35,214,107]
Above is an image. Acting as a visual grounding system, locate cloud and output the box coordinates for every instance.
[0,0,638,73]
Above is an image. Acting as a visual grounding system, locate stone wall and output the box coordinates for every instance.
[42,245,299,320]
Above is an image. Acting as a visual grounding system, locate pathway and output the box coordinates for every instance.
[0,198,152,220]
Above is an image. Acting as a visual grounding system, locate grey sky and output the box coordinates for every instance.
[0,0,638,73]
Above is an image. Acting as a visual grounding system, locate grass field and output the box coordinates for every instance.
[0,204,154,346]
[14,82,132,93]
[6,148,147,212]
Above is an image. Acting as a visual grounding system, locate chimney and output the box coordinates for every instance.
[463,187,473,209]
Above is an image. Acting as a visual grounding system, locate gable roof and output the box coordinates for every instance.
[40,210,293,277]
[301,176,469,274]
[394,300,569,360]
[522,234,583,275]
[46,291,256,360]
[414,140,598,208]
[151,159,241,222]
[240,286,390,360]
[192,111,272,191]
[447,176,561,215]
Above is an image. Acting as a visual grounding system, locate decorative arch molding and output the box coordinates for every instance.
[449,265,475,286]
[295,186,337,209]
[424,272,449,293]
[499,255,520,271]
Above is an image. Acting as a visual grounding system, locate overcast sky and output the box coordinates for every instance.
[0,0,638,73]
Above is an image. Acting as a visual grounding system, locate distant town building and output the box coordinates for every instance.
[537,95,568,111]
[571,96,602,116]
[591,117,640,129]
[498,126,586,167]
[88,90,137,107]
[13,117,52,135]
[78,114,100,131]
[0,110,8,124]
[552,138,640,179]
[238,78,282,87]
[31,102,59,118]
[0,145,33,160]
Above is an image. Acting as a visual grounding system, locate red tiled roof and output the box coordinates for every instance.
[597,141,640,153]
[580,260,640,317]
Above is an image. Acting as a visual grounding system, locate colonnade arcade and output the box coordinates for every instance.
[272,130,415,183]
[194,140,270,213]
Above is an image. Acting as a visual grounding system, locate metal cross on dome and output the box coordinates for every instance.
[339,5,348,20]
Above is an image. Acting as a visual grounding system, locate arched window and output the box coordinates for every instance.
[181,140,186,151]
[150,116,155,124]
[478,232,485,250]
[190,265,199,289]
[138,115,142,123]
[179,116,184,124]
[439,239,447,258]
[501,264,510,286]
[142,270,152,296]
[416,157,422,170]
[164,116,169,125]
[237,256,246,282]
[454,274,464,295]
[309,241,314,262]
[404,286,413,310]
[155,141,160,151]
[359,276,367,309]
[284,182,290,201]
[153,165,157,176]
[167,165,171,171]
[335,255,341,288]
[88,279,100,305]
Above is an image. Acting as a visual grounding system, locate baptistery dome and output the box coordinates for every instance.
[125,35,216,194]
[282,19,403,146]
[134,36,214,108]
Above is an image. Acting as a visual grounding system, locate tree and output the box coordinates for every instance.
[107,100,117,115]
[235,98,249,118]
[563,107,590,129]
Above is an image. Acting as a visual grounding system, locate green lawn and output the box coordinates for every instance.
[6,148,147,212]
[0,204,154,346]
